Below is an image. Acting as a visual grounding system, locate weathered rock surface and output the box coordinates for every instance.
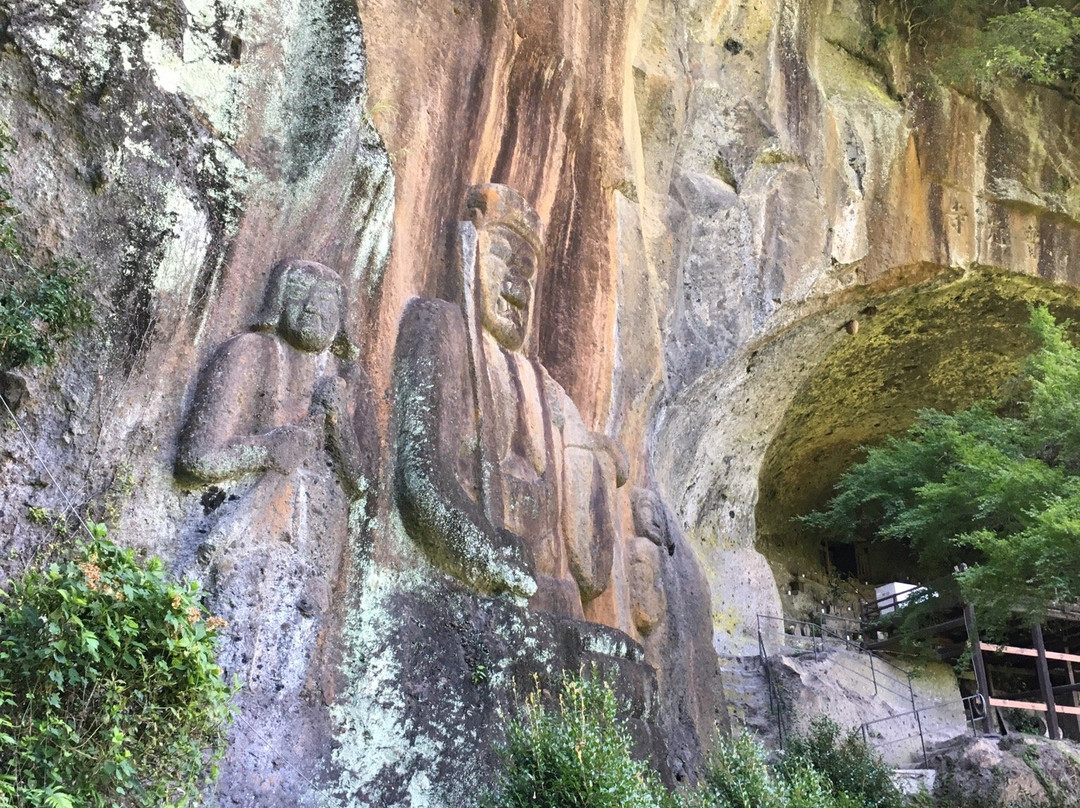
[930,734,1080,807]
[1,0,1079,804]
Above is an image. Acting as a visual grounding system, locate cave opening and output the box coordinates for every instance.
[755,267,1080,623]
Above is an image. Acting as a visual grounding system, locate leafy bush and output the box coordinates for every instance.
[0,530,233,807]
[684,732,793,808]
[883,0,1080,99]
[783,718,904,808]
[938,6,1080,94]
[0,126,92,372]
[804,307,1080,634]
[686,725,901,808]
[485,673,668,808]
[486,679,906,808]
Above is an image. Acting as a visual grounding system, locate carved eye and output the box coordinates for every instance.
[512,247,536,279]
[285,276,314,301]
[487,235,513,262]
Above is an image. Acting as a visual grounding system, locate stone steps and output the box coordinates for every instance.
[718,654,779,740]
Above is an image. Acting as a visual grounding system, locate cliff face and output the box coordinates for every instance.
[0,0,1078,804]
[642,0,1080,652]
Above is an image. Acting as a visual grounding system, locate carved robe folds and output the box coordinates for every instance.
[395,300,623,619]
[394,184,625,620]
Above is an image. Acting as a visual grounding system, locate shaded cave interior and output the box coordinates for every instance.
[755,267,1080,623]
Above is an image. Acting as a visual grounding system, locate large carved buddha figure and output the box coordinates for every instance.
[395,184,627,619]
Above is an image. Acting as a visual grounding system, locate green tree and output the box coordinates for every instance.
[804,307,1080,634]
[938,6,1080,96]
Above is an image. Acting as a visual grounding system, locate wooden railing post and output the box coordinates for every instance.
[964,603,995,734]
[1033,622,1061,740]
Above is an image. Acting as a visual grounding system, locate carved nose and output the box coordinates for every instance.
[502,280,529,309]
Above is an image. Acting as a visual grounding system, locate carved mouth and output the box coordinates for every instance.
[498,282,528,331]
[496,295,523,328]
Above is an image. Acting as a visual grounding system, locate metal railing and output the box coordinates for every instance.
[861,588,930,623]
[860,693,984,767]
[756,615,918,706]
[758,624,786,747]
[819,613,866,642]
[755,613,988,766]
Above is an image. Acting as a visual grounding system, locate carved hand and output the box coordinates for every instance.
[494,526,537,598]
[592,433,630,487]
[312,375,348,424]
[265,423,320,473]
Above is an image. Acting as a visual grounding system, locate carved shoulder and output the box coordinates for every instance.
[396,297,468,363]
[176,331,281,482]
[394,297,473,423]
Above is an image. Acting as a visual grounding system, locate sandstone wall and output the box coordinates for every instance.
[1,0,1079,804]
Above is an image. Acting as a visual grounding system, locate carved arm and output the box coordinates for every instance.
[393,298,536,599]
[176,333,318,483]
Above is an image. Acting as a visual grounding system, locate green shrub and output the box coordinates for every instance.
[0,530,233,807]
[0,126,92,372]
[688,732,790,808]
[485,673,668,808]
[783,717,904,808]
[687,726,901,808]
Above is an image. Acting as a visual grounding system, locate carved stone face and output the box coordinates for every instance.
[477,225,537,352]
[631,488,668,547]
[278,267,343,353]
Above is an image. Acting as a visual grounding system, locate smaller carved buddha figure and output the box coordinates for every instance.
[627,487,673,636]
[174,258,372,804]
[176,258,368,493]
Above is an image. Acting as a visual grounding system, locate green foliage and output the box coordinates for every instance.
[0,127,92,372]
[782,718,904,808]
[883,0,1080,98]
[685,725,902,808]
[683,733,794,808]
[0,533,233,807]
[938,6,1080,94]
[485,673,668,808]
[486,688,907,808]
[804,307,1080,634]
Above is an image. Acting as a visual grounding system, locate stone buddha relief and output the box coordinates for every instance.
[174,259,374,802]
[176,258,370,495]
[394,184,628,620]
[627,487,674,637]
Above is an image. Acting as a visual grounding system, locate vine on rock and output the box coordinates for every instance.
[0,126,92,373]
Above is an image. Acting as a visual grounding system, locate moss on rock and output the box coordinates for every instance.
[757,266,1080,571]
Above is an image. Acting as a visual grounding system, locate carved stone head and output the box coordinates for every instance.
[631,487,671,551]
[465,184,544,353]
[254,259,351,356]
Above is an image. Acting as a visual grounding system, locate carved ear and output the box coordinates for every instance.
[332,332,360,361]
[253,259,293,331]
[466,205,486,229]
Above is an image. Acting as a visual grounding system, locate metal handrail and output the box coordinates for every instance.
[757,615,918,705]
[860,693,985,767]
[862,589,930,622]
[821,613,865,629]
[755,614,986,768]
[820,613,866,642]
[757,625,785,747]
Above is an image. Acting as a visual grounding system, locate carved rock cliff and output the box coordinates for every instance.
[0,0,1077,805]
